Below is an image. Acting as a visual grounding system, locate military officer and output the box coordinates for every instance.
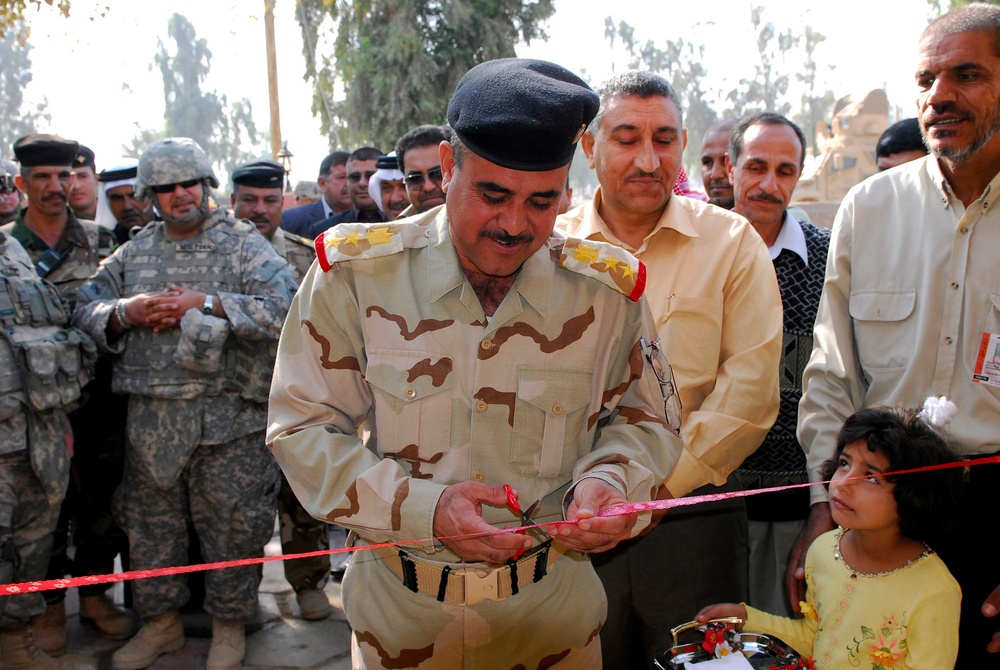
[0,231,96,668]
[73,138,298,670]
[267,58,682,669]
[2,135,130,657]
[230,159,333,621]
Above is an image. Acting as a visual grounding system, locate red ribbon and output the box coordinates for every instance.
[4,453,996,596]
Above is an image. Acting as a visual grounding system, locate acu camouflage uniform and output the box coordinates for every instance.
[0,209,123,604]
[267,210,681,669]
[0,231,96,628]
[73,210,298,622]
[268,227,332,593]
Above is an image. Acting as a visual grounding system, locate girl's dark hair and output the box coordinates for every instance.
[823,405,964,550]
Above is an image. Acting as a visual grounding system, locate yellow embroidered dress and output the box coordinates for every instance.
[744,529,960,669]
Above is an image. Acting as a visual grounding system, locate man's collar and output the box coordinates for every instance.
[570,187,698,252]
[321,197,335,219]
[768,211,808,265]
[12,207,87,250]
[926,153,1000,210]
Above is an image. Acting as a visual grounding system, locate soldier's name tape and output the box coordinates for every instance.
[3,454,996,597]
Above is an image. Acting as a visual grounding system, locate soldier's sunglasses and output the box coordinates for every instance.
[151,179,200,194]
[0,175,15,193]
[403,167,443,190]
[347,170,376,184]
[640,336,683,435]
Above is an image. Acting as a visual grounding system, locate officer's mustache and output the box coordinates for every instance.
[749,193,783,204]
[483,230,533,246]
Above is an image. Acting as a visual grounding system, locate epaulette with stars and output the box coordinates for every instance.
[548,234,646,302]
[315,221,430,271]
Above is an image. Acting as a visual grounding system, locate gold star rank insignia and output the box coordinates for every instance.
[620,262,637,280]
[572,243,600,265]
[367,227,394,245]
[325,231,345,250]
[602,253,622,273]
[343,229,364,247]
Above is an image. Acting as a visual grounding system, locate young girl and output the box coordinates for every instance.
[696,402,964,669]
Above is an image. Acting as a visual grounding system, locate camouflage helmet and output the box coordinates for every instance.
[135,137,219,198]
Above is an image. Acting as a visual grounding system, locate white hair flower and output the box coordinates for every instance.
[918,396,958,428]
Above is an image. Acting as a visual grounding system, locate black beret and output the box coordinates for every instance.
[74,145,96,171]
[13,134,80,168]
[375,154,400,171]
[231,159,285,188]
[447,58,598,171]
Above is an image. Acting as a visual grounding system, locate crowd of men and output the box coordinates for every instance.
[0,3,999,669]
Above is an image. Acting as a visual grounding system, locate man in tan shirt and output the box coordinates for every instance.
[559,71,782,669]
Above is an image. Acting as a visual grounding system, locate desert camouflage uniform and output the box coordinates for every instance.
[73,210,297,621]
[0,232,95,628]
[268,227,331,592]
[267,210,681,669]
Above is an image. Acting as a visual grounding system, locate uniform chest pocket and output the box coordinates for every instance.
[849,290,916,371]
[366,350,454,471]
[512,367,593,479]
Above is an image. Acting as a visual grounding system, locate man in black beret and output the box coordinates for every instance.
[267,58,680,668]
[229,158,333,621]
[0,135,125,657]
[70,145,99,221]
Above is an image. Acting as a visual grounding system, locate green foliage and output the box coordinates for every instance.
[296,0,556,151]
[0,24,50,156]
[0,0,71,41]
[133,13,264,179]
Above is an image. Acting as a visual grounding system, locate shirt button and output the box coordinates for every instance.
[960,227,969,234]
[473,470,485,481]
[405,387,417,399]
[480,339,493,350]
[552,403,564,415]
[951,282,959,290]
[475,400,487,412]
[945,337,953,345]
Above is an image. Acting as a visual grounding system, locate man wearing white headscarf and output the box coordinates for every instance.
[95,160,154,246]
[367,152,409,220]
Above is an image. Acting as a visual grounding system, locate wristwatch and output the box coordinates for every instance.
[202,295,214,316]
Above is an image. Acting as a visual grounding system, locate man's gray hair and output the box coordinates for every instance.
[923,2,1000,55]
[590,71,684,134]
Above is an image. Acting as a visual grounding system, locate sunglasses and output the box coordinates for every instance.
[0,175,15,194]
[403,167,443,190]
[151,179,200,194]
[347,170,376,184]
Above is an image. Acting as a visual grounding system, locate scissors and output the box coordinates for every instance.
[503,484,547,559]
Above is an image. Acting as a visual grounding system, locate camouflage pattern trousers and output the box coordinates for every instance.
[116,430,279,622]
[343,547,605,669]
[0,450,61,629]
[277,471,330,592]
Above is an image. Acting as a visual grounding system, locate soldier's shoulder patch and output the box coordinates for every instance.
[315,221,431,272]
[548,235,646,302]
[284,232,314,249]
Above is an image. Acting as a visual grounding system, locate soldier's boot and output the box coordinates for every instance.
[33,600,67,656]
[295,588,332,621]
[80,592,137,639]
[0,627,61,669]
[110,610,184,670]
[206,618,245,670]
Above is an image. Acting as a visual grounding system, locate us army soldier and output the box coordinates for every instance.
[73,138,298,670]
[267,59,682,669]
[0,231,96,668]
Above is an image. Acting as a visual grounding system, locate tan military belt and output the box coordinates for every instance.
[373,541,562,606]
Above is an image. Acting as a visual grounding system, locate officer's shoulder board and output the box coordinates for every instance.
[284,231,314,249]
[548,234,646,302]
[315,221,430,272]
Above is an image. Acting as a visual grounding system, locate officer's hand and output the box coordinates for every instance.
[433,481,531,564]
[555,478,635,553]
[786,502,834,613]
[125,290,181,332]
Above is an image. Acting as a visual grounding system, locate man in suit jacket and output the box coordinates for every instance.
[280,150,352,236]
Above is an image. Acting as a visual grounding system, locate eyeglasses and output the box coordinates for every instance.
[403,167,443,190]
[347,170,376,184]
[0,175,15,194]
[640,336,683,435]
[151,179,200,194]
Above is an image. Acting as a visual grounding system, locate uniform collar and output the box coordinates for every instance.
[11,207,88,251]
